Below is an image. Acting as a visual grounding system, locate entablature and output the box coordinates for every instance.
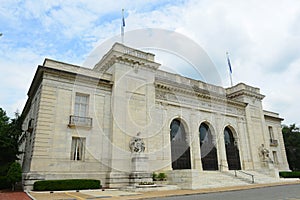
[93,43,160,73]
[226,83,265,100]
[155,78,247,108]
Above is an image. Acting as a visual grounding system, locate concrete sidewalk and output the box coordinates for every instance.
[28,180,300,200]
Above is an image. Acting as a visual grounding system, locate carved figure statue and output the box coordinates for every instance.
[129,132,145,153]
[259,144,270,159]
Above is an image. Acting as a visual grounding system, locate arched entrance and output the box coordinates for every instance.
[170,119,191,170]
[199,123,218,170]
[224,127,241,170]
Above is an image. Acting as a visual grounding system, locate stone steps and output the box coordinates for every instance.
[167,169,283,189]
[106,169,285,190]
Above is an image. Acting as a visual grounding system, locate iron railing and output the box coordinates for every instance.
[219,164,254,183]
[68,115,92,128]
[270,139,278,147]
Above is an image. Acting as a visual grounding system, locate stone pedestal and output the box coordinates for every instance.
[129,153,152,185]
[131,153,149,172]
[267,160,279,178]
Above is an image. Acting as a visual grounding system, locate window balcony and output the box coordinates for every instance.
[270,139,278,147]
[68,115,92,128]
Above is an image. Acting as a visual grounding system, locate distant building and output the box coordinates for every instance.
[19,43,289,190]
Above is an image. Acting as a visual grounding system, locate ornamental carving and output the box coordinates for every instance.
[259,144,270,160]
[129,132,145,153]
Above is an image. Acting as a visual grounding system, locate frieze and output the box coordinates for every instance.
[155,82,246,108]
[155,88,244,116]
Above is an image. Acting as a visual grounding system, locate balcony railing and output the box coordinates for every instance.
[270,139,278,147]
[68,115,92,128]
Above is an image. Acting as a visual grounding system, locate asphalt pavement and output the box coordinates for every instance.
[27,180,300,200]
[151,184,300,200]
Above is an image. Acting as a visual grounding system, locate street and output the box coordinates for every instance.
[152,184,300,200]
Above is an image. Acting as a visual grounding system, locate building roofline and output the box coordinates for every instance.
[22,58,113,119]
[263,110,284,121]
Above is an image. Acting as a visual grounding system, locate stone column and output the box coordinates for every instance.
[190,112,202,170]
[218,128,228,171]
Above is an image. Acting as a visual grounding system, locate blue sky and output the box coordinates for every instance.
[0,0,300,126]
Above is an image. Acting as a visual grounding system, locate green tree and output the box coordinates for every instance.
[0,110,23,165]
[0,108,23,174]
[0,108,11,176]
[6,162,22,191]
[282,124,300,170]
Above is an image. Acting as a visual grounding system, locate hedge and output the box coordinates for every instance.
[33,179,101,191]
[279,171,300,178]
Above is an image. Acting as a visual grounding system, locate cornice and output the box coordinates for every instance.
[94,43,160,73]
[42,66,112,89]
[227,90,265,100]
[155,80,247,108]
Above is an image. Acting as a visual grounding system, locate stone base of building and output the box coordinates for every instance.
[167,169,202,189]
[22,172,45,191]
[22,172,107,191]
[105,172,130,188]
[129,172,152,186]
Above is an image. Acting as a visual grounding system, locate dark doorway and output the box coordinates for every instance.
[170,119,191,170]
[224,127,241,170]
[199,123,218,170]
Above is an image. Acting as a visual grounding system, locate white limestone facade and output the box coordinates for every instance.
[19,43,290,190]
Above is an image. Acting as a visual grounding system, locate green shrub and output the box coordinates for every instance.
[6,162,22,191]
[279,171,300,178]
[0,176,10,189]
[33,179,101,191]
[157,173,167,181]
[152,173,158,181]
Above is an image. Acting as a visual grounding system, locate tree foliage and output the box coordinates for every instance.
[0,108,23,165]
[7,162,22,191]
[0,107,23,185]
[282,124,300,171]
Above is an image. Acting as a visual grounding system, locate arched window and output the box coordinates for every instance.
[170,119,191,170]
[170,119,184,141]
[224,127,241,170]
[199,123,218,170]
[199,123,209,146]
[224,127,234,145]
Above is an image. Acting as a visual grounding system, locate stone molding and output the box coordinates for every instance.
[155,81,246,108]
[94,43,160,73]
[226,83,265,100]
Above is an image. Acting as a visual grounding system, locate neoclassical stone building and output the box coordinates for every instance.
[19,43,289,190]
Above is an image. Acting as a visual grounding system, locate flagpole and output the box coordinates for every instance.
[121,9,125,44]
[226,52,233,87]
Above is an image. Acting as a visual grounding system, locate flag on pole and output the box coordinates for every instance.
[121,9,125,44]
[226,52,233,86]
[226,52,232,74]
[122,9,125,27]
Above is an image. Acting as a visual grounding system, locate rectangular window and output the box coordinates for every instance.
[272,151,278,165]
[71,137,86,161]
[268,126,274,140]
[75,93,89,117]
